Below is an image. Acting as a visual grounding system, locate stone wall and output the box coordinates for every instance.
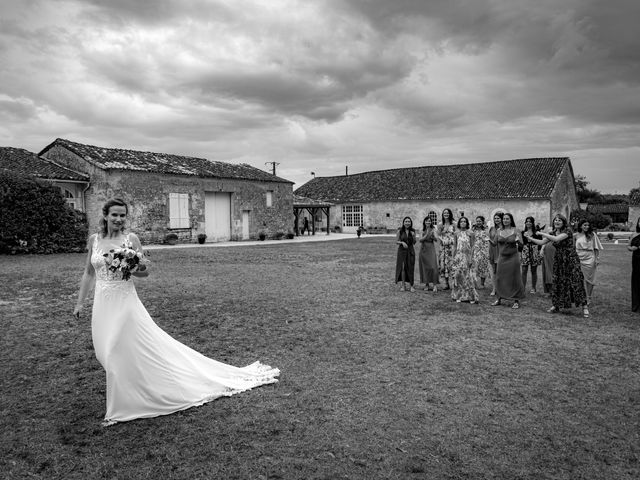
[41,145,293,243]
[327,199,552,233]
[550,162,579,220]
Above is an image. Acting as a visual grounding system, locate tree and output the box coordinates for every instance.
[0,170,88,254]
[570,208,611,230]
[574,174,603,204]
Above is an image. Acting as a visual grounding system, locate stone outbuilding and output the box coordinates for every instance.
[38,138,294,243]
[586,203,629,225]
[0,146,89,210]
[295,157,578,233]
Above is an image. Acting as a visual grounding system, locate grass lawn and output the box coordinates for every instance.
[1,237,639,479]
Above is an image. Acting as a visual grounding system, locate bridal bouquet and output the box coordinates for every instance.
[103,241,146,281]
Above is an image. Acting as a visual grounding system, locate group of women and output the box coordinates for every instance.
[395,209,606,318]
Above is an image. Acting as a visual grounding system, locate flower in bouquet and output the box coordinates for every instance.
[103,240,147,281]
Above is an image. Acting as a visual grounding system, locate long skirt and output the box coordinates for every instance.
[396,246,415,285]
[419,241,439,285]
[496,245,526,301]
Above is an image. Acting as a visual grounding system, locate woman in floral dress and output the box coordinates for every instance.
[529,214,589,318]
[418,216,440,292]
[438,208,456,290]
[451,217,479,303]
[521,216,542,294]
[471,216,490,289]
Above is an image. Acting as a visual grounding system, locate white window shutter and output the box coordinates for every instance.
[179,194,189,228]
[169,193,179,228]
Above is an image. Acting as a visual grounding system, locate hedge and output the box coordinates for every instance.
[0,170,88,254]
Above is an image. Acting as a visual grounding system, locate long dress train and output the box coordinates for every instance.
[90,235,279,426]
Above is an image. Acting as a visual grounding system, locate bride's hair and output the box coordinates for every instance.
[100,198,129,237]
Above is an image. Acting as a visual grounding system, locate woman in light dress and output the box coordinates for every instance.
[438,208,456,290]
[492,213,526,309]
[418,216,440,292]
[451,217,479,303]
[73,198,279,426]
[471,216,491,289]
[574,220,603,305]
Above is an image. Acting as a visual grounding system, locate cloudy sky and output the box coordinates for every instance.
[1,0,639,192]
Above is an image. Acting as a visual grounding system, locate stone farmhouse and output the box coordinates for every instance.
[2,138,294,243]
[0,146,90,210]
[294,158,578,233]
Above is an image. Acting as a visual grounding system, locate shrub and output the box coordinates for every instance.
[0,170,88,254]
[164,232,179,244]
[570,209,611,230]
[274,230,285,240]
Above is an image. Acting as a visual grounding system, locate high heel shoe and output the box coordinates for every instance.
[583,306,590,318]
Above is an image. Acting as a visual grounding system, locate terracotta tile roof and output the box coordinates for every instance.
[39,138,292,184]
[587,203,629,214]
[0,146,89,181]
[295,158,572,202]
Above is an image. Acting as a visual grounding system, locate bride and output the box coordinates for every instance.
[73,198,279,426]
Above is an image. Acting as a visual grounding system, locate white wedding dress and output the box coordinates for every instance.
[90,235,279,426]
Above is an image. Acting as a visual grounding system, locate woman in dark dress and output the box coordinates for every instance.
[488,212,504,296]
[530,214,589,318]
[492,212,526,309]
[418,216,440,292]
[395,216,417,292]
[628,217,640,313]
[541,242,556,294]
[521,216,542,294]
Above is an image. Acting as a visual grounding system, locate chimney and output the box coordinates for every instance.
[345,166,348,176]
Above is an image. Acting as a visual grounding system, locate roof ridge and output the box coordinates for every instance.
[310,157,569,179]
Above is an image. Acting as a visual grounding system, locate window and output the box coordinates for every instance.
[169,193,189,229]
[63,189,76,210]
[342,205,363,227]
[428,211,438,225]
[266,191,273,207]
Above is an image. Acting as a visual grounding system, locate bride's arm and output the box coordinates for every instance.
[73,234,97,318]
[129,232,150,278]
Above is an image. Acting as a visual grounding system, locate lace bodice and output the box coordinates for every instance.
[91,234,137,298]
